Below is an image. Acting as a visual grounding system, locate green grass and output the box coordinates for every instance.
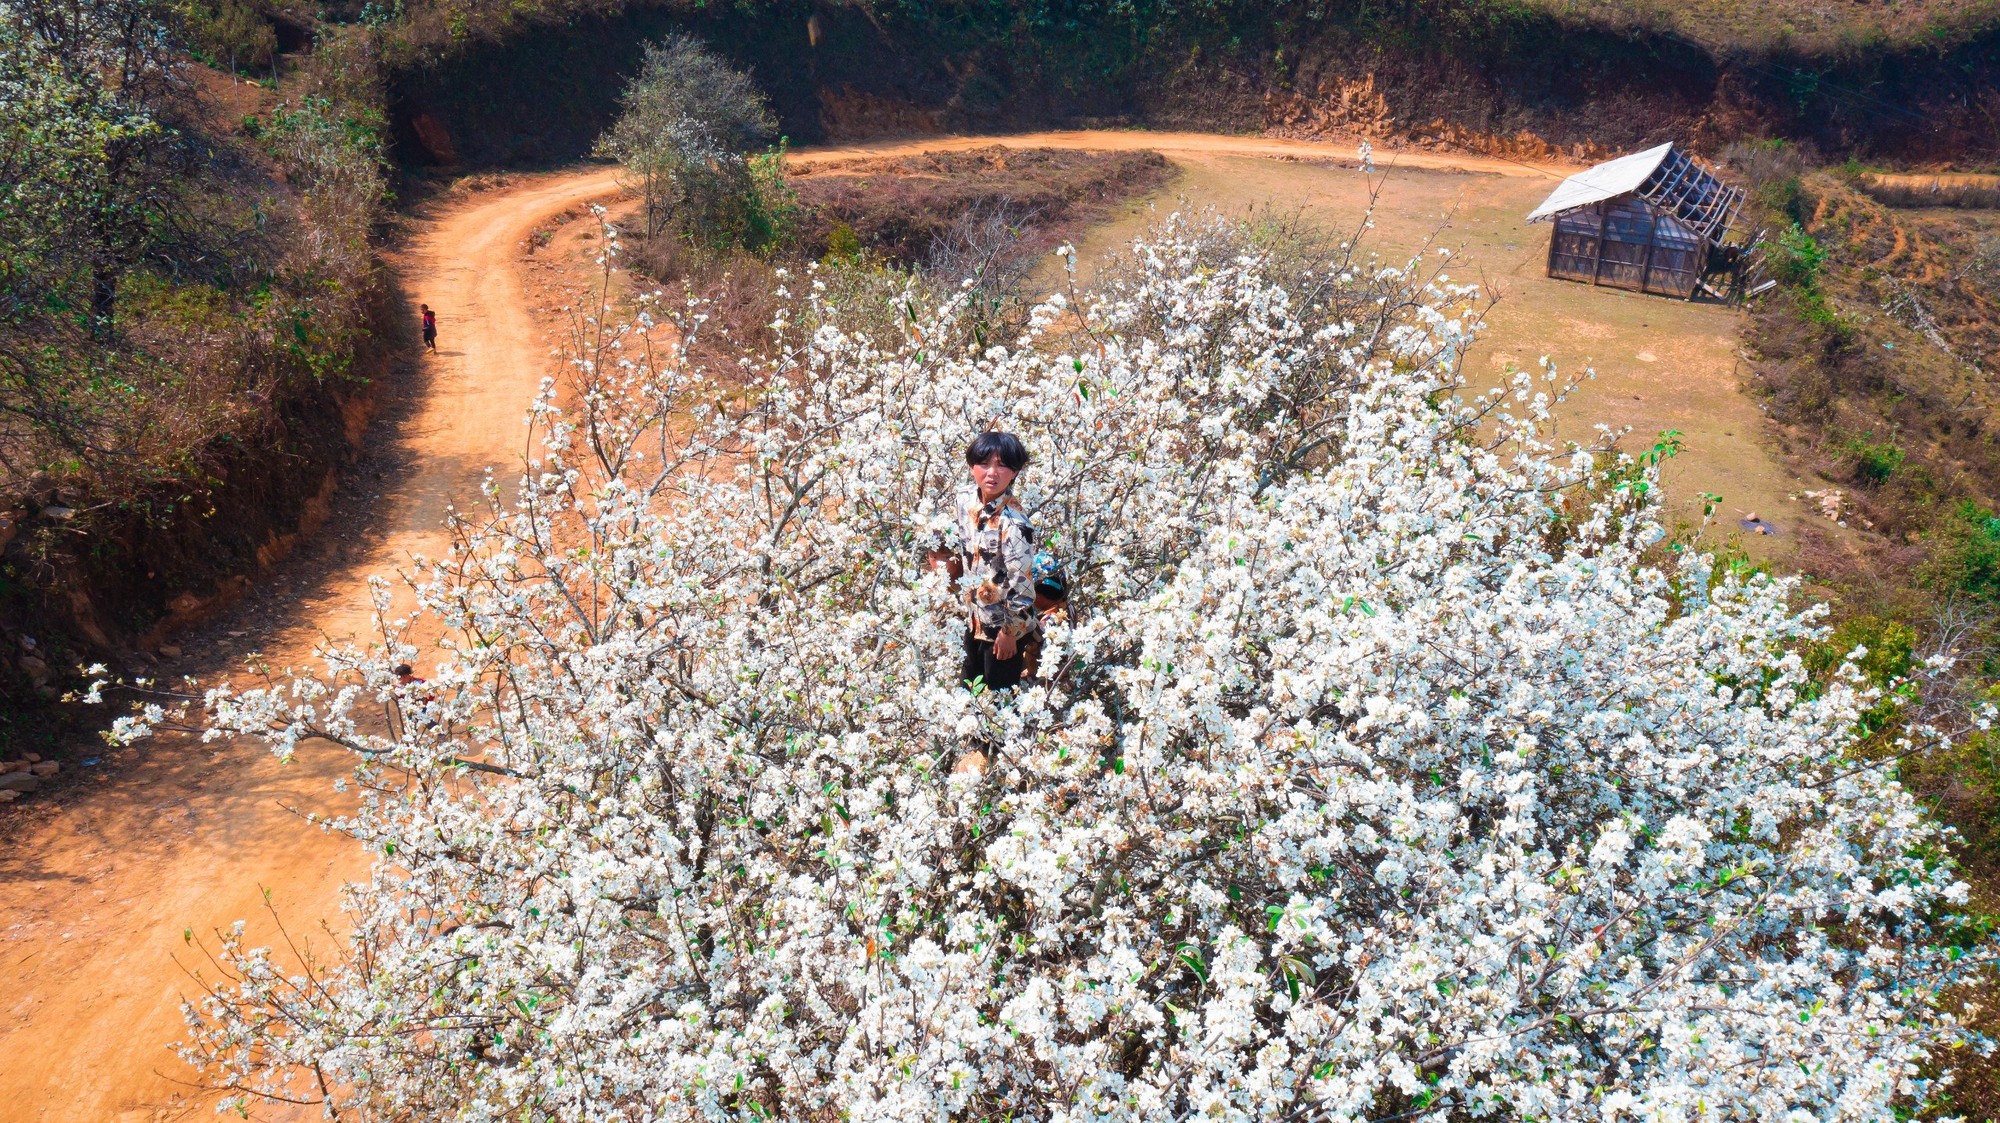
[1845,435,1907,485]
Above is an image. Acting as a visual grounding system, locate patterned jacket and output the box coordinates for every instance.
[949,484,1038,640]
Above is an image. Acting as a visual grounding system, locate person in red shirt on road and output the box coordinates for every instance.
[420,304,437,352]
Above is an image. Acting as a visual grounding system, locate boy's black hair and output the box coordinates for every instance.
[965,431,1030,472]
[1034,577,1068,600]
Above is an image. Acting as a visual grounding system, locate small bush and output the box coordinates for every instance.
[1803,614,1917,686]
[182,0,278,72]
[1845,435,1905,485]
[1756,176,1808,226]
[738,145,802,256]
[1796,290,1847,330]
[593,34,777,244]
[822,221,862,264]
[1765,223,1847,330]
[1770,223,1827,289]
[1925,502,2000,605]
[1722,137,1809,224]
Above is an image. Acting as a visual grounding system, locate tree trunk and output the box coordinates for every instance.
[90,264,117,336]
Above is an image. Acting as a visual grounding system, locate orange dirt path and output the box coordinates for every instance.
[0,167,621,1123]
[1866,171,2000,190]
[793,128,1574,178]
[0,133,1578,1121]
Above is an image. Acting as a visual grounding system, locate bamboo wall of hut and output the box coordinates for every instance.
[1529,143,1749,301]
[1546,198,1707,298]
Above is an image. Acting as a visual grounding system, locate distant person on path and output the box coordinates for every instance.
[929,432,1038,693]
[420,304,437,352]
[391,663,439,735]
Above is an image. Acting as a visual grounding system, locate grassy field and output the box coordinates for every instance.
[1068,153,1814,561]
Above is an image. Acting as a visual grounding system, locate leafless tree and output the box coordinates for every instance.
[924,199,1043,344]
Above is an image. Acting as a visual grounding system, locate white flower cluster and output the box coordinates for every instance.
[180,214,1991,1121]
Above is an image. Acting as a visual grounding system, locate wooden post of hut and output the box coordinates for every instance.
[1529,143,1746,300]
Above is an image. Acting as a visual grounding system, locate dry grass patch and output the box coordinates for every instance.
[789,146,1176,264]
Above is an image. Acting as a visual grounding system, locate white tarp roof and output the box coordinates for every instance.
[1526,142,1675,223]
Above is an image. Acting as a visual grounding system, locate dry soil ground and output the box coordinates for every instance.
[1869,172,2000,190]
[0,166,623,1122]
[1072,153,1813,555]
[0,132,1796,1120]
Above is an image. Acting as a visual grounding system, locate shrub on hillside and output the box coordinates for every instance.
[823,219,862,263]
[0,6,387,504]
[0,0,185,328]
[1923,503,2000,608]
[181,0,278,73]
[594,33,778,245]
[0,8,198,498]
[1721,138,1811,226]
[1844,434,1906,486]
[1770,223,1827,289]
[150,213,1999,1119]
[0,6,390,726]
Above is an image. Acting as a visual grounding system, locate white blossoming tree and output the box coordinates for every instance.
[170,214,1993,1121]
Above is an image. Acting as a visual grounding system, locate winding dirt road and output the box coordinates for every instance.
[0,133,1560,1121]
[791,129,1570,178]
[0,166,625,1122]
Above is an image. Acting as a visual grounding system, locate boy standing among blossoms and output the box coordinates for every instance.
[929,432,1038,692]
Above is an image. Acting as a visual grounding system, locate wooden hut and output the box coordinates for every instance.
[1529,143,1746,299]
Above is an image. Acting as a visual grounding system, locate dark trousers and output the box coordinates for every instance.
[422,326,437,350]
[962,629,1024,691]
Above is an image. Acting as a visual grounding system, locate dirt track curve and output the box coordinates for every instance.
[792,129,1571,178]
[0,133,1556,1121]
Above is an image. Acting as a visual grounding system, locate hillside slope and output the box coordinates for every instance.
[369,0,2000,168]
[0,2,394,755]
